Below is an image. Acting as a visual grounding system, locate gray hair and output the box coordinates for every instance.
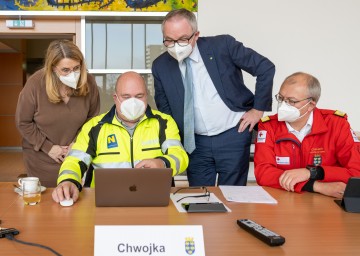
[282,72,321,103]
[161,8,198,34]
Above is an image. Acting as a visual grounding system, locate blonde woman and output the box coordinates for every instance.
[15,39,100,187]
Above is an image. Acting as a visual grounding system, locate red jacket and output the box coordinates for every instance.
[255,108,360,192]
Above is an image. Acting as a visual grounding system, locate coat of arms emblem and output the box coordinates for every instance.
[185,237,195,255]
[313,154,322,166]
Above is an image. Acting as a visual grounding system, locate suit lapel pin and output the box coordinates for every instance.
[210,57,213,60]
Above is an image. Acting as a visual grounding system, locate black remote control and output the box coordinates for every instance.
[237,219,285,246]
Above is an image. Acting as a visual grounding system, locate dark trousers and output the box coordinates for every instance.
[187,126,251,186]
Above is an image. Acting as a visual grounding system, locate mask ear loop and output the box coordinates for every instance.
[296,100,313,121]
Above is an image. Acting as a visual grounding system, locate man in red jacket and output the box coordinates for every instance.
[255,72,360,198]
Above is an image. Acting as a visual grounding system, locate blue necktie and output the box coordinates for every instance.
[182,58,196,153]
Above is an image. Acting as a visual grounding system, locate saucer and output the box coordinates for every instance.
[14,186,47,196]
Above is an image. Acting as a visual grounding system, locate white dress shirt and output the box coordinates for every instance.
[286,111,313,142]
[179,44,244,136]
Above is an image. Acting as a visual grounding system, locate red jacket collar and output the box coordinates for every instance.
[271,108,328,142]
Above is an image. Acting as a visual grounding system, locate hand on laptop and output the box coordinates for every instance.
[52,181,79,203]
[135,159,166,169]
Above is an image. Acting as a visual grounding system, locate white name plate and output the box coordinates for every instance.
[94,225,205,256]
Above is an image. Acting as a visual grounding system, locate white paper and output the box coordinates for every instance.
[219,186,277,204]
[170,193,231,212]
[94,225,205,256]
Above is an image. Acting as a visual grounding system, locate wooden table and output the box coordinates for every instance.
[1,182,359,255]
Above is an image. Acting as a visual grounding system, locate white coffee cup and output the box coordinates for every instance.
[18,177,40,192]
[18,177,41,205]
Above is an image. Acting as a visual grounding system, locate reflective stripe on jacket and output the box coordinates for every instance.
[57,105,188,187]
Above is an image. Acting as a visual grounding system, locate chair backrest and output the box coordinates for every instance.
[250,129,258,162]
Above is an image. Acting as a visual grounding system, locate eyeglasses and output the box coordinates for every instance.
[275,93,312,106]
[55,65,81,76]
[163,32,196,48]
[173,186,210,203]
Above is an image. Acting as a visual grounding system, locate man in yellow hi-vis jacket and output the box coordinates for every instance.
[52,71,188,203]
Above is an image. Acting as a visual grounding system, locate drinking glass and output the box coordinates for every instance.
[19,177,41,205]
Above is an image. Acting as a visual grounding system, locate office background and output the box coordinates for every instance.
[0,0,359,149]
[198,0,360,130]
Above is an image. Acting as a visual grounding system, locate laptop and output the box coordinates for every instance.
[94,168,173,207]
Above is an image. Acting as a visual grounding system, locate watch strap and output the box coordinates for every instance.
[302,179,316,192]
[306,165,325,180]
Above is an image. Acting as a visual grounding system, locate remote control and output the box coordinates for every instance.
[237,219,285,246]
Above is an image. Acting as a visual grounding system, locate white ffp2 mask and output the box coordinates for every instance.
[120,97,146,121]
[59,72,80,89]
[167,44,193,62]
[277,101,311,122]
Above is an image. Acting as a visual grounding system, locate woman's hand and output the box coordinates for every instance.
[48,145,68,163]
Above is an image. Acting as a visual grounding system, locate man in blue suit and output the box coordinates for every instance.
[152,8,275,186]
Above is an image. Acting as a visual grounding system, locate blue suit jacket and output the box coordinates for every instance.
[152,34,275,141]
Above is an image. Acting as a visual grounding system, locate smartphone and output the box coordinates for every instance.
[181,202,227,213]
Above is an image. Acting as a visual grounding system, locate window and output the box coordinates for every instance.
[85,19,165,113]
[86,21,164,69]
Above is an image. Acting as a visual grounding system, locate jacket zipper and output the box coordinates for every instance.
[117,116,147,169]
[292,144,296,167]
[130,135,134,168]
[276,137,301,168]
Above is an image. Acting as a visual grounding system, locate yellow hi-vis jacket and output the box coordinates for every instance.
[57,105,188,189]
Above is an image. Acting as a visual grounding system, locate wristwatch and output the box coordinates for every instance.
[306,165,325,180]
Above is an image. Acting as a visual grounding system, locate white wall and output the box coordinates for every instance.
[198,0,360,130]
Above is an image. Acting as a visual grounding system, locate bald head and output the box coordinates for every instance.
[115,71,147,96]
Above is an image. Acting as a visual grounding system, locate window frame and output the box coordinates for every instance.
[81,16,164,73]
